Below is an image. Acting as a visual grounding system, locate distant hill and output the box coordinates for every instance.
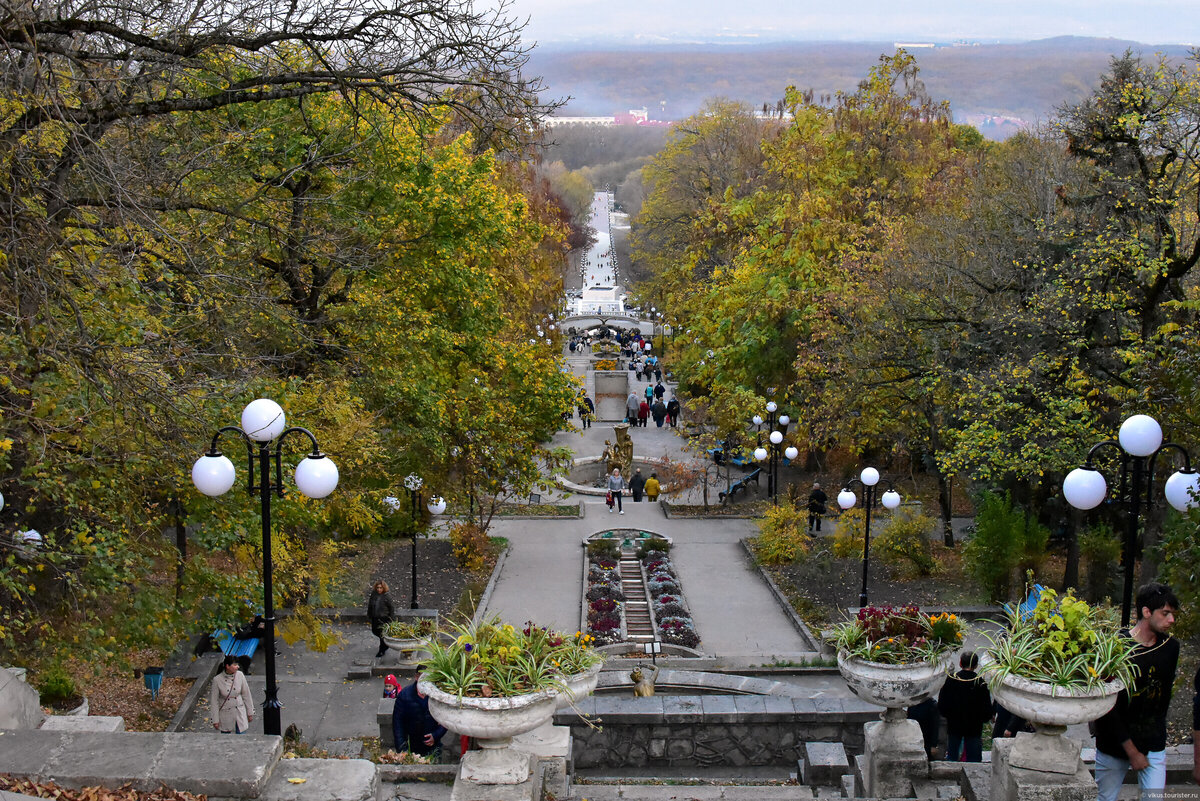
[528,37,1194,138]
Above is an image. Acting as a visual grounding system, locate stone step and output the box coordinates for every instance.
[258,757,376,801]
[568,783,809,799]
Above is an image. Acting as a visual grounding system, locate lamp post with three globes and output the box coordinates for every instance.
[191,398,339,736]
[1061,414,1198,625]
[837,467,902,608]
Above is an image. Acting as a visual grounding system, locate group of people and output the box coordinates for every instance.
[625,388,680,428]
[606,466,661,513]
[908,581,1198,797]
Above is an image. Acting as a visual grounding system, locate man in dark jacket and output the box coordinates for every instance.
[1094,582,1179,801]
[392,668,447,758]
[651,399,667,427]
[937,651,992,762]
[666,397,680,428]
[629,468,646,502]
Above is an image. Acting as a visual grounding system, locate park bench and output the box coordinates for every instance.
[719,467,763,504]
[708,447,754,467]
[213,627,262,670]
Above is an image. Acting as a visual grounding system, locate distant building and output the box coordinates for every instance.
[894,42,936,49]
[542,116,615,127]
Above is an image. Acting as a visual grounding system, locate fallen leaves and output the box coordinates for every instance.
[0,775,205,801]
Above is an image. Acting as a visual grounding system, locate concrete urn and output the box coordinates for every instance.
[419,680,557,785]
[988,670,1124,774]
[838,651,953,719]
[516,662,603,749]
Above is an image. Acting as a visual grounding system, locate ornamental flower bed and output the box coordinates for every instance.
[640,547,701,649]
[585,543,626,645]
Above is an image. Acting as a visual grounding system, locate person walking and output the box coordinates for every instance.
[645,473,661,502]
[607,468,626,514]
[578,394,595,429]
[638,399,650,427]
[937,651,992,762]
[1094,582,1180,801]
[644,383,654,402]
[629,468,646,502]
[210,655,254,733]
[626,392,640,425]
[392,666,446,758]
[807,482,828,532]
[652,399,667,427]
[368,580,395,658]
[654,381,665,400]
[667,397,680,428]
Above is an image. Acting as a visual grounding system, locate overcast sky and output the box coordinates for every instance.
[503,0,1193,45]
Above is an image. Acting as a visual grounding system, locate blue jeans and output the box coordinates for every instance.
[945,733,982,762]
[1095,748,1166,801]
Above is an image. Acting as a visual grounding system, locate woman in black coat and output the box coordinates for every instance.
[368,580,395,658]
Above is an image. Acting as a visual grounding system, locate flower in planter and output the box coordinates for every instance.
[979,587,1138,690]
[421,616,565,698]
[658,616,700,648]
[654,600,689,618]
[586,582,624,602]
[647,578,681,598]
[383,618,438,640]
[827,605,964,665]
[590,597,619,614]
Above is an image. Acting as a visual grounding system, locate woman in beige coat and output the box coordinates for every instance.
[211,655,254,733]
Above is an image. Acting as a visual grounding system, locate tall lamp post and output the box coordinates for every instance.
[192,398,339,736]
[837,467,901,607]
[404,473,424,609]
[752,402,791,502]
[1062,414,1199,625]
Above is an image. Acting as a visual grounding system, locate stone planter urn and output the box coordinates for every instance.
[989,671,1123,774]
[419,680,557,785]
[838,651,953,798]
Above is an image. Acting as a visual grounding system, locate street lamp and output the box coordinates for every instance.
[752,403,789,502]
[403,473,424,609]
[192,398,338,736]
[1062,414,1198,625]
[837,467,901,607]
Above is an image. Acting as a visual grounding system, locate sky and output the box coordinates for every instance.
[502,0,1193,45]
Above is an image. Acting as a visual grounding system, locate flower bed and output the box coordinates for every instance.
[642,546,701,649]
[585,544,626,645]
[826,605,964,664]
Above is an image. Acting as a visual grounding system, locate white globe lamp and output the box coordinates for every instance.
[295,455,339,499]
[192,454,236,497]
[860,467,880,486]
[838,490,857,510]
[779,415,790,427]
[766,401,778,413]
[1164,470,1200,511]
[242,399,286,442]
[881,490,901,510]
[754,447,768,462]
[784,446,798,461]
[752,415,763,426]
[1119,415,1162,457]
[1063,468,1107,510]
[427,496,447,515]
[769,430,783,445]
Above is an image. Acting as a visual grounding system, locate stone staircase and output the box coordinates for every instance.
[619,549,654,641]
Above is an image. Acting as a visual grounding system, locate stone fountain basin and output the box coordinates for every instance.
[561,455,670,496]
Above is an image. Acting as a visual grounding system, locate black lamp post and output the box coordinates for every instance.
[752,402,792,503]
[1062,414,1199,625]
[404,473,423,609]
[192,398,338,736]
[837,467,901,608]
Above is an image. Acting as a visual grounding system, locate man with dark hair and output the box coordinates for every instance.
[937,650,992,762]
[1094,582,1180,801]
[392,666,446,759]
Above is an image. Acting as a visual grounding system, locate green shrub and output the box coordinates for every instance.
[636,537,671,560]
[37,663,76,705]
[876,507,937,576]
[963,492,1048,602]
[831,507,866,557]
[449,522,491,573]
[752,503,811,565]
[1079,524,1120,604]
[1158,510,1200,638]
[587,539,619,559]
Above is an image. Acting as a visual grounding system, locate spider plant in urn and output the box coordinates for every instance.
[829,606,964,712]
[977,587,1137,773]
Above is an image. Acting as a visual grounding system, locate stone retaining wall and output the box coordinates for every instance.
[555,695,877,769]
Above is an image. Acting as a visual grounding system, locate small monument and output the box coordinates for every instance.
[605,423,633,477]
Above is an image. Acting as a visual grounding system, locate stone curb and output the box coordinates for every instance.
[472,544,510,627]
[738,539,822,652]
[661,501,762,520]
[490,505,584,520]
[376,763,458,783]
[166,654,222,732]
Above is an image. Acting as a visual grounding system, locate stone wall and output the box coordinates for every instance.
[555,694,876,769]
[593,371,629,421]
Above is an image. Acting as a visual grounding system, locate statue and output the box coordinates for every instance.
[606,423,633,477]
[631,665,659,697]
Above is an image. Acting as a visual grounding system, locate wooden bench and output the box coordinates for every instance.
[719,467,763,504]
[708,447,754,467]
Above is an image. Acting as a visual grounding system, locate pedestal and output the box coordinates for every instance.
[991,737,1097,801]
[514,725,572,800]
[450,753,542,801]
[862,710,929,798]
